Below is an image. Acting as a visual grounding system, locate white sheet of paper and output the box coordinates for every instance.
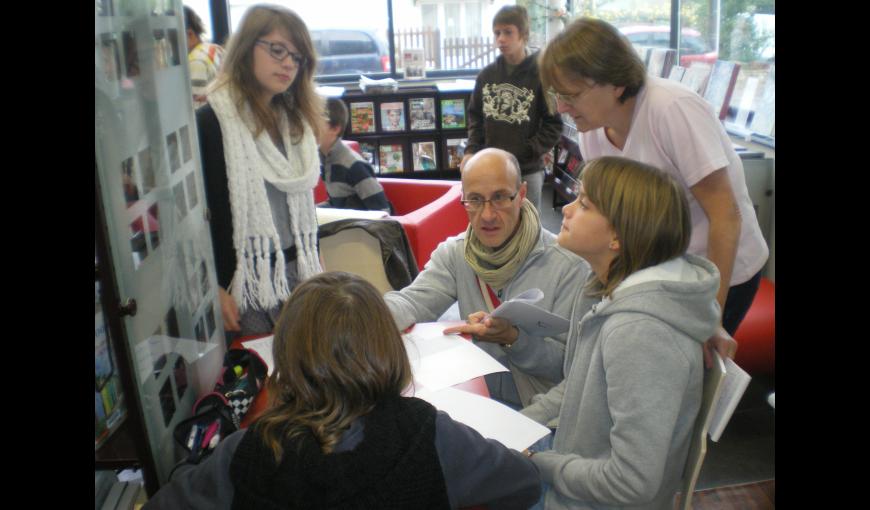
[403,322,508,391]
[242,336,275,374]
[708,357,752,442]
[490,288,570,336]
[415,386,550,451]
[316,207,388,225]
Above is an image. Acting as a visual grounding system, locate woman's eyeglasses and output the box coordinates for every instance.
[547,82,597,106]
[256,40,307,67]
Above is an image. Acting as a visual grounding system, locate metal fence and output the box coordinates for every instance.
[394,28,496,70]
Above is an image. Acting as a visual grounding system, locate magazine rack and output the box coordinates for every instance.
[342,85,472,179]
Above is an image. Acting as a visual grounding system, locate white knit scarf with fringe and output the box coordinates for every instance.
[208,86,322,312]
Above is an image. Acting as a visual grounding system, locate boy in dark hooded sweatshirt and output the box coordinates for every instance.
[462,5,563,212]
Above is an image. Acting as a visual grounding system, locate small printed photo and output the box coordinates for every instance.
[149,330,169,379]
[122,31,140,78]
[195,317,207,343]
[445,138,468,170]
[138,147,155,195]
[152,30,168,69]
[150,0,165,15]
[380,102,405,132]
[359,142,377,166]
[412,141,437,171]
[166,132,180,173]
[130,219,148,270]
[165,307,180,338]
[173,356,188,400]
[441,98,466,129]
[159,377,176,427]
[189,273,201,312]
[199,260,209,296]
[121,157,139,206]
[349,102,376,134]
[186,172,199,210]
[166,29,181,66]
[409,97,436,131]
[180,126,192,163]
[173,181,187,222]
[206,305,217,340]
[146,204,161,251]
[97,0,113,16]
[378,143,405,174]
[99,35,121,82]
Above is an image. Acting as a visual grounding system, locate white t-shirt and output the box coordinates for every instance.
[578,76,768,286]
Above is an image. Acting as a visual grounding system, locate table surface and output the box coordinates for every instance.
[232,326,490,429]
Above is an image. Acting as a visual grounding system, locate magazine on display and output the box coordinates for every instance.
[445,138,467,170]
[409,97,436,131]
[441,98,466,129]
[349,101,376,134]
[379,143,405,174]
[412,141,438,171]
[380,101,406,132]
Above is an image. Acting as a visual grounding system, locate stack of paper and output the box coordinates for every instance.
[315,207,388,225]
[403,322,508,391]
[414,386,550,451]
[709,357,752,442]
[242,323,508,389]
[436,80,476,92]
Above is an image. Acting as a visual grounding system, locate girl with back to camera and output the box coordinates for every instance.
[197,4,323,337]
[145,271,541,509]
[520,157,720,509]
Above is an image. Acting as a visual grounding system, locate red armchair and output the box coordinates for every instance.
[733,277,775,375]
[313,177,467,271]
[381,178,467,270]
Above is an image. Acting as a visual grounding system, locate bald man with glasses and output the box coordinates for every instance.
[385,148,590,408]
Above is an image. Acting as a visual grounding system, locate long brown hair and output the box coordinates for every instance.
[255,271,413,462]
[581,157,692,298]
[211,4,322,141]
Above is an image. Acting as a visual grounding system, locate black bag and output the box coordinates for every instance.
[172,348,268,464]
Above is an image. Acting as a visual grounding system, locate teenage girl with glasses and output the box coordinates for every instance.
[196,4,324,338]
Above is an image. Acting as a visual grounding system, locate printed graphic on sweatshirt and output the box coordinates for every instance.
[482,83,534,125]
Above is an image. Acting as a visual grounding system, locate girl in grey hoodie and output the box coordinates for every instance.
[521,157,721,510]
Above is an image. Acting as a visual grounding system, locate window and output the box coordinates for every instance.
[228,1,391,77]
[680,0,774,129]
[185,0,215,42]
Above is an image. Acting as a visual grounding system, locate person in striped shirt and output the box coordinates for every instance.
[184,6,224,109]
[318,97,393,213]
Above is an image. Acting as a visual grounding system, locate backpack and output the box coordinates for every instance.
[172,348,268,464]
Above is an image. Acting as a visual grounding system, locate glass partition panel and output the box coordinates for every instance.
[95,0,225,486]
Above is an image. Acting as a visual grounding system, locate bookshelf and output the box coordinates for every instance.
[341,85,472,179]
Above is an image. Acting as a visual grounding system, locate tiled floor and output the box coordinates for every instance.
[538,183,775,490]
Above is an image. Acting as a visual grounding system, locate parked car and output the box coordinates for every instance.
[311,29,390,76]
[619,25,718,66]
